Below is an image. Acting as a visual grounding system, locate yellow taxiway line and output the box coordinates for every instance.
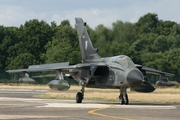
[88,105,133,120]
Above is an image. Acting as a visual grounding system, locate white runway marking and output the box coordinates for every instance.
[0,97,177,110]
[39,102,177,110]
[0,115,67,120]
[114,105,177,109]
[0,89,47,92]
[40,103,110,108]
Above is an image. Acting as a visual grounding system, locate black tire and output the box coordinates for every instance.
[125,94,129,105]
[76,92,83,103]
[121,98,125,105]
[119,94,125,105]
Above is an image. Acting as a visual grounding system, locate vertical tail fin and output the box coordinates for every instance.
[75,18,101,63]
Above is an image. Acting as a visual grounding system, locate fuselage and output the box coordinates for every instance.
[70,55,143,89]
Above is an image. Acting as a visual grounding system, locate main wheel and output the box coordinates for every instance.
[124,94,129,105]
[119,94,125,105]
[76,92,83,103]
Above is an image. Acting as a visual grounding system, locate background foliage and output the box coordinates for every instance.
[0,13,180,83]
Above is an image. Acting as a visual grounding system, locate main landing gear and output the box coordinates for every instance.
[76,84,85,103]
[119,87,129,105]
[75,83,129,105]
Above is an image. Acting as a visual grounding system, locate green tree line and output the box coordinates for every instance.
[0,13,180,83]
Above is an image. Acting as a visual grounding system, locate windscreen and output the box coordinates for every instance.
[115,56,135,68]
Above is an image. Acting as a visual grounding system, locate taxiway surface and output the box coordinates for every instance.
[0,89,179,120]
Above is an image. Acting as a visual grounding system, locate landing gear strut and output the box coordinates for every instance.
[119,87,129,105]
[76,84,85,103]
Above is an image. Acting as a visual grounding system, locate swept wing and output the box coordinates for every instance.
[6,62,107,73]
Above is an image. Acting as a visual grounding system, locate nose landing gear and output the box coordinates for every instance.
[119,87,129,105]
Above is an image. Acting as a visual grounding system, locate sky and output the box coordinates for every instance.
[1,0,180,29]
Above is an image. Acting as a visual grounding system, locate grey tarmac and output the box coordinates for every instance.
[0,89,179,120]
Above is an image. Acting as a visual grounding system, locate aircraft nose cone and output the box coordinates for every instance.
[127,70,143,87]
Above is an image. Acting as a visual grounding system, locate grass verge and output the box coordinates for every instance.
[35,86,180,104]
[0,84,180,104]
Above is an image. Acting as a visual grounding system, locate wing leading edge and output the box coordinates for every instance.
[141,67,174,77]
[135,64,174,77]
[6,62,107,73]
[6,62,70,73]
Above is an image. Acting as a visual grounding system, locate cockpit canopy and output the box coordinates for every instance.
[112,55,135,68]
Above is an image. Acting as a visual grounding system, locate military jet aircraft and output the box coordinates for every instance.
[7,18,174,105]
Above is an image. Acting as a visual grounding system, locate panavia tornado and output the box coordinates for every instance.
[7,18,175,105]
